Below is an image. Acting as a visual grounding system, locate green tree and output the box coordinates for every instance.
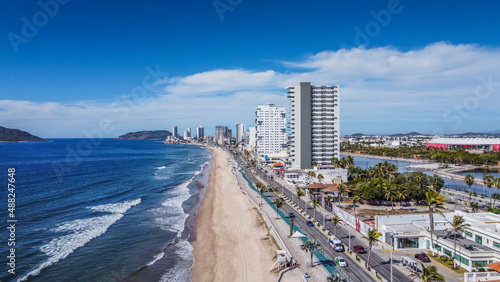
[420,264,445,281]
[352,195,360,217]
[297,187,304,198]
[384,185,397,210]
[317,173,324,184]
[414,172,429,204]
[494,177,500,208]
[431,175,445,194]
[424,190,445,255]
[396,184,407,207]
[303,239,323,267]
[471,202,479,213]
[338,184,347,203]
[484,174,495,206]
[465,174,475,202]
[331,215,342,237]
[443,215,470,268]
[312,198,321,221]
[365,228,382,270]
[258,183,266,206]
[274,199,284,219]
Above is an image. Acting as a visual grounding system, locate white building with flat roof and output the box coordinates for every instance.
[375,211,500,272]
[255,104,287,154]
[287,82,340,169]
[245,127,257,152]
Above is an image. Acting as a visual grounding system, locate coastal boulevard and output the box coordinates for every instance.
[235,154,410,282]
[236,154,412,282]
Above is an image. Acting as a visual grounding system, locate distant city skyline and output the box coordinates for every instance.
[2,1,500,137]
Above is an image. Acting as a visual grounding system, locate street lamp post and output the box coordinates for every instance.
[390,236,394,282]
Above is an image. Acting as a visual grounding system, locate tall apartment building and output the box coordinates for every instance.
[287,82,340,169]
[215,126,229,145]
[184,128,191,139]
[255,104,287,154]
[196,126,204,139]
[245,127,257,152]
[235,124,246,145]
[172,125,178,138]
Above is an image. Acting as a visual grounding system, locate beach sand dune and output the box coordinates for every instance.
[191,147,276,282]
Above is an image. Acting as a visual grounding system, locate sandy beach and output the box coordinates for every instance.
[190,147,277,282]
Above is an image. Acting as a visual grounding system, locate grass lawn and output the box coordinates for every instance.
[426,251,468,275]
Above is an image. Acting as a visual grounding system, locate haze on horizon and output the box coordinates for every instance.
[1,0,500,138]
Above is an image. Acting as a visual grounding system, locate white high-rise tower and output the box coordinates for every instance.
[255,104,287,154]
[287,82,339,169]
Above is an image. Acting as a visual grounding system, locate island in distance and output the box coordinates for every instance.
[0,126,46,142]
[117,130,172,140]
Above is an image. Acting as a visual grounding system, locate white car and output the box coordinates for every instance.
[335,256,347,267]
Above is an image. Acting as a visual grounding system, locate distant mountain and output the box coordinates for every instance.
[390,132,425,137]
[0,126,45,142]
[486,130,500,134]
[117,130,172,140]
[350,133,364,137]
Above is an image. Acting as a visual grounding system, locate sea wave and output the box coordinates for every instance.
[159,240,194,282]
[156,166,166,170]
[146,252,165,266]
[154,180,191,237]
[19,199,141,281]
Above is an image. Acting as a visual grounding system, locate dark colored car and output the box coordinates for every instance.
[288,212,295,218]
[307,220,314,227]
[353,245,366,253]
[415,253,430,262]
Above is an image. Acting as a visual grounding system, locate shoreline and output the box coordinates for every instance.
[190,146,276,282]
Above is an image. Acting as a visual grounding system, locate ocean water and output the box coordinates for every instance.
[0,139,211,282]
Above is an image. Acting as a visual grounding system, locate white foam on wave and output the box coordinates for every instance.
[156,166,166,170]
[154,179,192,237]
[146,251,165,266]
[19,199,141,282]
[159,240,194,282]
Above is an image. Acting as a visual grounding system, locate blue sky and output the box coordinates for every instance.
[1,0,500,137]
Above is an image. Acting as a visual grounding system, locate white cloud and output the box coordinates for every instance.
[2,42,500,137]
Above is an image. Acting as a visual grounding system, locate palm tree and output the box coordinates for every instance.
[312,198,321,221]
[274,199,284,219]
[345,155,355,169]
[423,190,445,255]
[317,173,324,184]
[365,228,382,270]
[484,174,495,206]
[338,184,347,203]
[297,187,304,198]
[465,174,474,201]
[258,184,266,206]
[471,202,479,213]
[443,215,470,268]
[303,239,323,267]
[352,195,360,217]
[331,215,342,237]
[431,175,445,194]
[396,184,407,207]
[414,172,428,204]
[384,185,397,210]
[412,264,445,281]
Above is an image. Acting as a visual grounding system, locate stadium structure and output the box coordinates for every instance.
[426,138,500,152]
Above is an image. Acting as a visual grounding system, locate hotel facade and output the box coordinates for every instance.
[255,104,287,154]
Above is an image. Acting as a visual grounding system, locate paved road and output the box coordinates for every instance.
[236,155,412,282]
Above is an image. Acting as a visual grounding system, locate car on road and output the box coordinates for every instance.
[306,220,314,227]
[353,245,366,253]
[288,212,295,218]
[329,237,344,252]
[415,253,430,262]
[335,256,347,267]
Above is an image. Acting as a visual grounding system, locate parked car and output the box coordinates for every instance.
[415,253,430,262]
[353,245,366,253]
[288,212,295,218]
[335,256,347,267]
[306,220,314,227]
